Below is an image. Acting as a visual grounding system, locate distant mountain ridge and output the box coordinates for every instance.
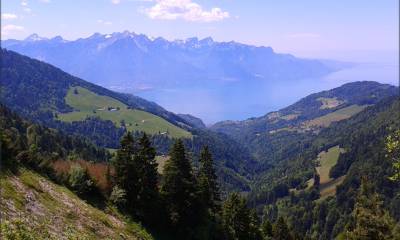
[2,31,344,122]
[3,31,338,88]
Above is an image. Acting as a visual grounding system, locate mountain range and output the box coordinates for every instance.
[2,31,347,122]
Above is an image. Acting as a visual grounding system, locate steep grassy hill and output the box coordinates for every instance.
[0,169,153,240]
[59,87,191,138]
[0,48,192,141]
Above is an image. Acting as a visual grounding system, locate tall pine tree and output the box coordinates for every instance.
[222,193,261,240]
[135,133,160,223]
[161,139,199,236]
[113,132,141,213]
[198,146,220,213]
[272,217,293,240]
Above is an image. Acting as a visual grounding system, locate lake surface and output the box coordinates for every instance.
[136,62,399,124]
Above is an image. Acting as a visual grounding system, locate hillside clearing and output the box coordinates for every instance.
[0,169,153,239]
[317,97,343,109]
[306,146,345,199]
[316,146,345,184]
[155,155,170,174]
[58,86,191,139]
[303,104,367,129]
[319,175,346,200]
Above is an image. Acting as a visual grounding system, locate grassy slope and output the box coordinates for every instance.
[316,145,344,184]
[59,87,191,139]
[306,146,345,199]
[304,104,367,128]
[155,155,170,174]
[317,97,343,109]
[0,169,153,240]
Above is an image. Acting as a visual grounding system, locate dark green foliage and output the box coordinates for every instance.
[345,178,396,239]
[113,132,141,214]
[161,139,201,236]
[198,146,220,213]
[272,217,293,240]
[261,218,273,239]
[250,97,400,239]
[0,104,109,168]
[0,132,15,170]
[313,170,320,188]
[134,133,160,223]
[141,129,257,193]
[222,193,261,240]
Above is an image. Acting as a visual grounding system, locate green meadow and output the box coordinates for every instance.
[58,87,192,139]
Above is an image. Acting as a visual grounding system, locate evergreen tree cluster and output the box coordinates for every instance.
[112,132,272,239]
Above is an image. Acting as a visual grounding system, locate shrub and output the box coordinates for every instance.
[109,185,127,208]
[68,165,94,195]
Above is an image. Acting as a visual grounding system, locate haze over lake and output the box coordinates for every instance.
[136,54,399,124]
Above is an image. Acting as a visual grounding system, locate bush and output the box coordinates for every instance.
[68,165,94,195]
[109,185,127,208]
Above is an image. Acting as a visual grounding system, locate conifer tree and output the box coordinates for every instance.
[198,146,220,213]
[261,219,273,239]
[135,133,160,223]
[113,132,139,212]
[161,139,199,234]
[272,217,293,240]
[222,193,261,240]
[345,177,395,239]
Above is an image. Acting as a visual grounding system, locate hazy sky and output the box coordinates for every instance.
[1,0,399,60]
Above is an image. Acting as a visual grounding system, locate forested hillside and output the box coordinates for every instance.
[0,49,256,192]
[0,48,192,138]
[0,104,261,239]
[248,96,400,238]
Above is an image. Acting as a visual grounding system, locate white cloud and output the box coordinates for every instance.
[39,0,51,3]
[2,13,18,20]
[21,0,28,6]
[2,24,25,36]
[144,0,229,22]
[23,7,32,13]
[111,0,121,4]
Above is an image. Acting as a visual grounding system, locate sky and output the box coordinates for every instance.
[1,0,399,61]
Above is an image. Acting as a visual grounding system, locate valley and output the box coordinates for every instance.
[1,37,399,240]
[1,1,398,238]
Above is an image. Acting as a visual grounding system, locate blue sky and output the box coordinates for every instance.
[1,0,399,60]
